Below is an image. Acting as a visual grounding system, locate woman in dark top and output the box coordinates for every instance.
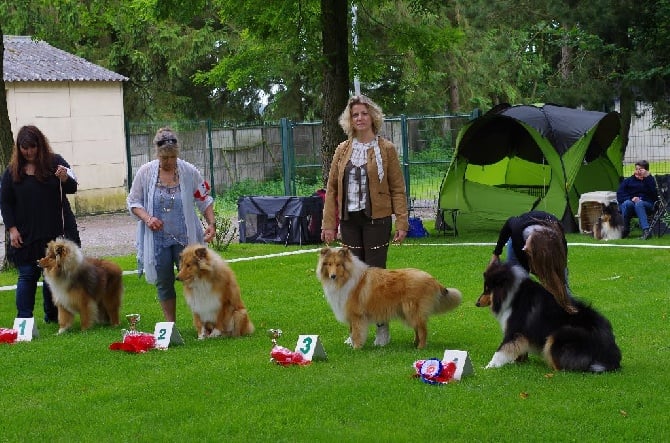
[1,125,80,322]
[490,210,575,313]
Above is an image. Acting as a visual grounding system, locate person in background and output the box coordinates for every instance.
[616,160,658,240]
[490,210,576,314]
[0,125,80,322]
[127,127,216,322]
[321,94,409,346]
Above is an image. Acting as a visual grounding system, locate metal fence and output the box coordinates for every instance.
[125,114,473,217]
[125,110,670,217]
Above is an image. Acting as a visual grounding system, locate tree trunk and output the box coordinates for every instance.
[559,23,572,80]
[320,0,349,187]
[0,29,15,270]
[618,86,634,165]
[0,28,14,168]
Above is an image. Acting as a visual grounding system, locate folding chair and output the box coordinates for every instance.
[648,174,670,237]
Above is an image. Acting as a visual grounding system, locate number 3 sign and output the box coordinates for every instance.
[295,335,327,362]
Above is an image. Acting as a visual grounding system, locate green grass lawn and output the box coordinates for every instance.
[1,225,669,442]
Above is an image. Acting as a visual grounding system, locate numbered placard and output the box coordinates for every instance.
[295,334,327,362]
[13,317,38,342]
[442,349,474,380]
[153,322,185,349]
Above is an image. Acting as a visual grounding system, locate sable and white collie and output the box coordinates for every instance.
[316,247,462,349]
[176,244,254,339]
[593,202,624,240]
[37,238,123,334]
[476,262,621,372]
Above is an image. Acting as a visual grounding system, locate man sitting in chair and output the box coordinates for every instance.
[617,160,658,240]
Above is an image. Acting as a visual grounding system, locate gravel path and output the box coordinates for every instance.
[1,212,137,262]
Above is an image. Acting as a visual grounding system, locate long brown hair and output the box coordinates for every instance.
[10,125,55,182]
[525,222,578,314]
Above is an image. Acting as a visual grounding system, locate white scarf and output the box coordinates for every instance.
[350,137,384,182]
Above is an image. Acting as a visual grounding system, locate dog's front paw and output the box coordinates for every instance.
[209,328,222,338]
[57,327,69,335]
[485,351,510,368]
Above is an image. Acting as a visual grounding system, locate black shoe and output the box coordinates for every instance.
[640,228,652,240]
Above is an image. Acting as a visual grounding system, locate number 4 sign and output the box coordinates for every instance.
[153,322,185,349]
[13,317,38,342]
[295,335,327,362]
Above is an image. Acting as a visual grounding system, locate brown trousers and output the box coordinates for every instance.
[339,211,392,268]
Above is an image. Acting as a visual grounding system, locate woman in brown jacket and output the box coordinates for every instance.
[321,94,409,346]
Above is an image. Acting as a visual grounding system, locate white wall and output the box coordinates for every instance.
[5,81,127,214]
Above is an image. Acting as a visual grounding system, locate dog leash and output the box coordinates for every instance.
[337,241,392,250]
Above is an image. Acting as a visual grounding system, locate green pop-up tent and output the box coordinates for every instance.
[438,103,622,232]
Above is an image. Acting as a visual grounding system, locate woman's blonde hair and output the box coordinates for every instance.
[525,223,578,314]
[338,95,384,139]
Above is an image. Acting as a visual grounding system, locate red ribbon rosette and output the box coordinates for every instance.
[109,332,156,353]
[413,358,457,384]
[270,345,311,366]
[0,328,18,344]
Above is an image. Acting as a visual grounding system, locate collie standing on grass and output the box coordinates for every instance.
[320,95,410,347]
[317,247,462,349]
[127,127,216,322]
[38,238,123,334]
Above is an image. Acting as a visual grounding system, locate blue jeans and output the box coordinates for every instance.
[619,199,654,231]
[155,244,184,301]
[16,263,58,321]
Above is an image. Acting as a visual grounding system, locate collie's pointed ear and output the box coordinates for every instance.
[55,245,65,257]
[320,247,330,256]
[338,246,350,257]
[195,246,208,260]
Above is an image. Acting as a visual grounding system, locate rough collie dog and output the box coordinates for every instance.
[37,238,123,334]
[176,244,254,339]
[593,202,624,240]
[316,247,462,349]
[476,262,621,372]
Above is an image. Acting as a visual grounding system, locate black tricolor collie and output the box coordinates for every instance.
[476,262,621,372]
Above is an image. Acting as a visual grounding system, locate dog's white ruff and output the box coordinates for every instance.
[486,265,527,368]
[184,279,224,339]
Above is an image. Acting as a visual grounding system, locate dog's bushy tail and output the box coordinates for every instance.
[545,326,621,372]
[435,287,462,313]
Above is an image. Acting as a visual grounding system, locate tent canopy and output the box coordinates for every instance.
[438,104,623,232]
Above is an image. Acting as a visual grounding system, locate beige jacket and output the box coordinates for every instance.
[322,137,409,232]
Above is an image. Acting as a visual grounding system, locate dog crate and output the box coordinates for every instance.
[237,195,324,245]
[578,191,618,233]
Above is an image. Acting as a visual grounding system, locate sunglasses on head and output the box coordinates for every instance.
[156,138,177,147]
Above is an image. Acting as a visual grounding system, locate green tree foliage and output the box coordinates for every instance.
[2,0,670,129]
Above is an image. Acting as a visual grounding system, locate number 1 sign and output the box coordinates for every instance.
[13,317,38,342]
